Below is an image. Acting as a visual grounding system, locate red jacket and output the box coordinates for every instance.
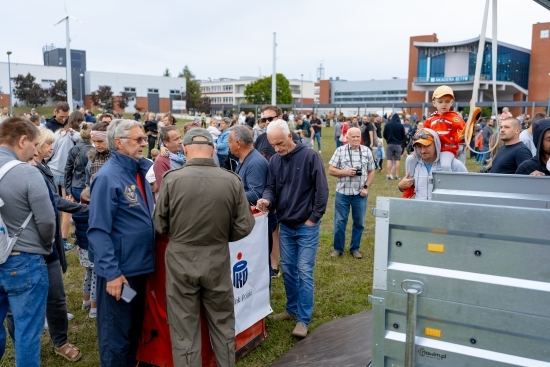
[424,111,465,155]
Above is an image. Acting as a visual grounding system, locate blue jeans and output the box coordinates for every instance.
[333,192,368,254]
[335,137,342,149]
[313,132,322,151]
[279,221,320,326]
[72,187,83,202]
[0,253,49,366]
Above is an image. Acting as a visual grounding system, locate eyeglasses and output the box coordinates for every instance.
[120,137,147,144]
[260,116,278,123]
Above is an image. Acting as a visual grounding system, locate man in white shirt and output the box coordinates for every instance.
[238,111,246,125]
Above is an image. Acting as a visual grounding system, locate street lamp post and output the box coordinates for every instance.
[300,74,303,114]
[7,51,13,116]
[79,73,84,107]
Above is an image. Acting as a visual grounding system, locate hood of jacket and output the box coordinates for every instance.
[389,114,401,124]
[412,128,441,165]
[533,118,550,166]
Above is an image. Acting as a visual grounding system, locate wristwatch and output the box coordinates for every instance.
[363,184,369,189]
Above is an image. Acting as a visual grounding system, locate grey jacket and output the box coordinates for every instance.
[0,147,56,255]
[405,128,468,200]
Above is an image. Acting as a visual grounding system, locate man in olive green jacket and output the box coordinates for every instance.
[154,128,255,367]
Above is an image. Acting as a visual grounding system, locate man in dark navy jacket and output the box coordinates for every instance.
[88,119,155,367]
[257,119,329,339]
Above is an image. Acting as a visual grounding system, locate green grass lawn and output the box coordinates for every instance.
[0,126,481,366]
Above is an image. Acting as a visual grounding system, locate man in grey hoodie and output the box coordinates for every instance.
[398,128,467,200]
[0,117,56,366]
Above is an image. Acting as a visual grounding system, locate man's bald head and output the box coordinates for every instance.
[500,117,521,130]
[347,127,361,137]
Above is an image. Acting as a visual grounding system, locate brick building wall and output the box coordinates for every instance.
[0,94,10,109]
[528,22,550,114]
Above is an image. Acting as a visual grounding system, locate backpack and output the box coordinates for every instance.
[0,161,33,264]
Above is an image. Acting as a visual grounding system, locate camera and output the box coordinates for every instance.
[355,166,362,176]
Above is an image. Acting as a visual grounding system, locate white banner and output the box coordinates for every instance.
[230,214,272,334]
[172,100,186,110]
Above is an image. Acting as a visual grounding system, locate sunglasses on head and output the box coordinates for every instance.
[412,130,432,141]
[260,116,277,123]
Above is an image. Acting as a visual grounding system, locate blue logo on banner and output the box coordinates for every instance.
[233,252,248,288]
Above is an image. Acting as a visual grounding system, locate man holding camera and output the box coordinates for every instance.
[328,127,375,259]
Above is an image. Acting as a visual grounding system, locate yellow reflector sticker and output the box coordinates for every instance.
[428,244,445,253]
[425,327,442,338]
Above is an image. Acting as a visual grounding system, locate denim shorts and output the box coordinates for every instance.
[53,174,65,188]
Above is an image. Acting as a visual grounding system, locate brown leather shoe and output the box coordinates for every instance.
[269,311,297,321]
[352,251,363,259]
[330,251,342,258]
[291,322,308,338]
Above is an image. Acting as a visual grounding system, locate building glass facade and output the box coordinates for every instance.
[418,52,427,78]
[430,54,445,77]
[468,43,530,89]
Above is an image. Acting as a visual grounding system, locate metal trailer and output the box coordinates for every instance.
[431,172,550,209]
[368,196,550,367]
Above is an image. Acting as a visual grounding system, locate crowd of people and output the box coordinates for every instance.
[0,87,549,366]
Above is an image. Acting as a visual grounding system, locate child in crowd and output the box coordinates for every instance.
[298,129,312,148]
[375,140,384,171]
[405,85,465,179]
[207,119,221,142]
[150,148,159,161]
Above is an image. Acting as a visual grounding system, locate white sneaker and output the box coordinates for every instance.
[67,312,74,321]
[44,319,48,329]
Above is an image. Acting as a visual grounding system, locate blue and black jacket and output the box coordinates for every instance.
[87,151,155,281]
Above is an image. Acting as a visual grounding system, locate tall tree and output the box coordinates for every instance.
[26,84,48,107]
[90,86,114,110]
[244,74,292,105]
[195,96,211,114]
[49,79,68,101]
[178,65,201,110]
[163,68,171,77]
[13,73,47,107]
[13,73,36,102]
[117,91,132,110]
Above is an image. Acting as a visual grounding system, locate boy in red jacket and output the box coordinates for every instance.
[402,85,465,198]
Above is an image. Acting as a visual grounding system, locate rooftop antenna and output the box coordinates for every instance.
[317,60,325,81]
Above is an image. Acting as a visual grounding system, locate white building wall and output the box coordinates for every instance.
[200,77,314,106]
[85,71,186,98]
[0,62,67,104]
[444,51,469,77]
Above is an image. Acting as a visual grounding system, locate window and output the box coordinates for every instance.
[169,89,181,95]
[430,54,445,78]
[211,86,222,92]
[417,52,427,78]
[314,87,320,95]
[124,87,136,92]
[211,97,222,104]
[147,88,159,93]
[201,86,211,93]
[41,79,56,89]
[223,85,233,92]
[541,30,549,38]
[222,97,233,104]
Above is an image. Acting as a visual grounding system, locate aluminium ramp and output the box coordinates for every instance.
[431,172,550,209]
[369,197,550,367]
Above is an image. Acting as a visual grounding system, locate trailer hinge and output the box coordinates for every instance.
[372,208,388,218]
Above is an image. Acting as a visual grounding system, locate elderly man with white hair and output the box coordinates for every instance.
[87,119,155,366]
[328,127,375,259]
[257,118,329,339]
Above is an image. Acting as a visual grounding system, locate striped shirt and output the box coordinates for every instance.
[329,145,375,195]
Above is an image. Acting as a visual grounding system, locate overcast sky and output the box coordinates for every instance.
[3,0,549,82]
